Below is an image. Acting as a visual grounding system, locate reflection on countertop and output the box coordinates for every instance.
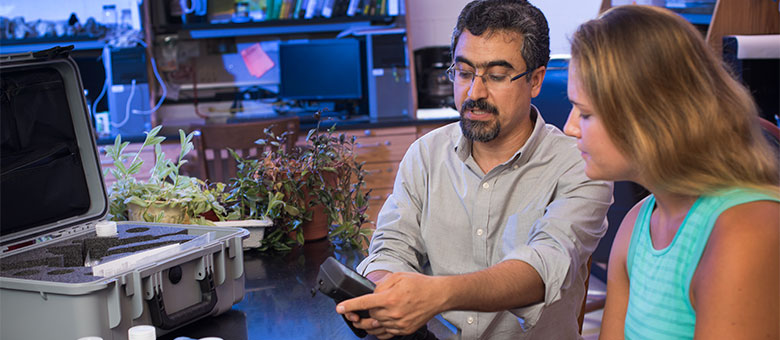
[158,239,455,340]
[95,114,459,146]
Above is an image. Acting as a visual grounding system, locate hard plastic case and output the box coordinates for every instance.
[0,46,249,340]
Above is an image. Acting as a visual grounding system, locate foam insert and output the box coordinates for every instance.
[0,224,197,283]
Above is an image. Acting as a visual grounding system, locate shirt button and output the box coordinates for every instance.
[482,182,489,189]
[467,316,474,324]
[476,229,484,236]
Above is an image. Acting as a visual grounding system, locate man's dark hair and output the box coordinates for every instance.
[451,0,550,79]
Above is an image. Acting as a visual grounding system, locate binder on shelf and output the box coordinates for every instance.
[266,0,275,19]
[388,0,399,16]
[322,0,336,18]
[294,0,306,19]
[279,0,289,19]
[272,0,284,19]
[313,0,327,18]
[347,0,361,16]
[304,0,317,18]
[287,0,298,18]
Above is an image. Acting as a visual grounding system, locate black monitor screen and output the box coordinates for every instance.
[279,39,362,100]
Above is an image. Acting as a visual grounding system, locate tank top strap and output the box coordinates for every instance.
[626,195,656,274]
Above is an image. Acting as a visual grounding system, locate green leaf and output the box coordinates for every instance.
[125,196,149,207]
[284,205,300,216]
[127,162,143,175]
[149,136,166,146]
[143,126,163,146]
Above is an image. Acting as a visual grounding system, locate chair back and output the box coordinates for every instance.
[759,117,780,149]
[193,117,300,183]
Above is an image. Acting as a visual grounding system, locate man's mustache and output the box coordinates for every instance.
[461,99,498,116]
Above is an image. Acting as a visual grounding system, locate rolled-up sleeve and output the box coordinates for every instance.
[357,140,429,276]
[503,160,613,328]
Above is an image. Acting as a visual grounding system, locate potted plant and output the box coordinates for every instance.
[104,126,228,225]
[226,113,372,252]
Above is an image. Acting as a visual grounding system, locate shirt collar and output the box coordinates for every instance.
[454,104,548,167]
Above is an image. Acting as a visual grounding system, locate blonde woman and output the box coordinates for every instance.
[564,5,779,340]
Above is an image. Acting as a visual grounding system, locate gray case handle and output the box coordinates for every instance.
[146,271,218,329]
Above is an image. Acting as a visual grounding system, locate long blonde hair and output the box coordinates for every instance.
[570,5,779,196]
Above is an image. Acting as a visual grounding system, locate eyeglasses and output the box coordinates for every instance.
[446,64,533,90]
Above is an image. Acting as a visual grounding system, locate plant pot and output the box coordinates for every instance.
[214,219,272,249]
[298,172,335,242]
[299,205,329,241]
[127,202,191,224]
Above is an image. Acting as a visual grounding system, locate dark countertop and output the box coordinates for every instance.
[229,113,458,132]
[157,239,455,340]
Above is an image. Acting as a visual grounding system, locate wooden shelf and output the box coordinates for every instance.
[598,0,779,55]
[157,15,398,39]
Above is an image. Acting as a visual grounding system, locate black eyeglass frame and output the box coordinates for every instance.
[445,64,536,84]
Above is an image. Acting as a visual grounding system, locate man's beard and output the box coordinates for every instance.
[460,98,500,142]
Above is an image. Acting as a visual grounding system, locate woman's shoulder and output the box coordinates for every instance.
[690,196,779,338]
[713,199,779,239]
[698,198,779,276]
[612,195,654,263]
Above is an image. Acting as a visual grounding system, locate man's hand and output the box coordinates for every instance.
[337,272,449,337]
[342,270,393,339]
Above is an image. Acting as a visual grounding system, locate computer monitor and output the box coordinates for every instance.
[279,39,362,100]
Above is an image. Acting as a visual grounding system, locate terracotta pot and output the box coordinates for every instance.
[300,205,329,241]
[296,169,340,241]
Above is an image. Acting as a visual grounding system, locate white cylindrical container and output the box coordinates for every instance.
[95,221,118,237]
[128,325,156,340]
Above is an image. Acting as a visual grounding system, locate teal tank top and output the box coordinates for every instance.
[624,188,779,339]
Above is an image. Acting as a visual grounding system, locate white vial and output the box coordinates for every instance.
[95,221,118,237]
[128,325,156,340]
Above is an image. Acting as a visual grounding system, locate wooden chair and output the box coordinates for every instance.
[192,117,300,184]
[759,117,780,148]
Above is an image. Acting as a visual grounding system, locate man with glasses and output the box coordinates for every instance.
[337,1,612,338]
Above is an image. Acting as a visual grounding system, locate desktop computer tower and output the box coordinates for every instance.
[102,45,152,138]
[365,33,412,120]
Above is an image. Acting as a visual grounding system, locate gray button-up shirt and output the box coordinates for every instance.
[357,108,613,339]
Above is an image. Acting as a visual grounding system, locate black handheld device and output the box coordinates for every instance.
[315,256,375,338]
[314,257,437,340]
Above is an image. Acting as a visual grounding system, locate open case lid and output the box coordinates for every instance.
[0,46,108,246]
